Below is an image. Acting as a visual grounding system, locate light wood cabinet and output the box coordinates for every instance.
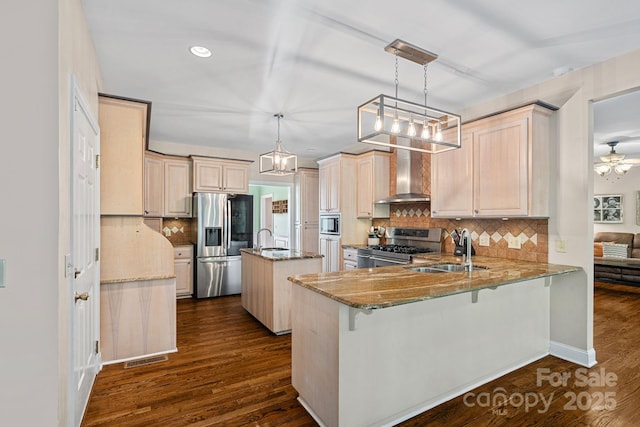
[173,245,193,297]
[241,251,322,334]
[99,95,150,215]
[356,151,390,218]
[431,104,552,218]
[343,247,358,270]
[144,153,164,217]
[192,156,250,194]
[294,168,319,253]
[163,158,192,217]
[319,157,340,212]
[320,235,341,272]
[144,152,192,218]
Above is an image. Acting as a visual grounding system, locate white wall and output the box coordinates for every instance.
[593,166,640,234]
[0,1,102,426]
[461,48,640,364]
[0,1,60,424]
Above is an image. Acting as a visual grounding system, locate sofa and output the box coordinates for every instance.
[594,232,640,285]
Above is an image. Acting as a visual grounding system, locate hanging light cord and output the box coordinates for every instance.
[275,113,282,144]
[394,50,399,99]
[423,62,429,108]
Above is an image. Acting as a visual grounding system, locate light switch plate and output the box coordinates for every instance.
[507,235,521,249]
[479,235,490,247]
[556,239,568,253]
[0,259,6,288]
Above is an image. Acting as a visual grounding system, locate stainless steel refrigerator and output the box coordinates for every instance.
[192,192,253,298]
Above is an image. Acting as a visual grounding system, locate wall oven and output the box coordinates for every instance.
[319,213,340,235]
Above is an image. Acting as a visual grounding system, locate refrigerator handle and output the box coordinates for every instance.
[226,199,231,250]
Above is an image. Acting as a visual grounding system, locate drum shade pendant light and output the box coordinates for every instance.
[260,113,298,176]
[358,39,461,154]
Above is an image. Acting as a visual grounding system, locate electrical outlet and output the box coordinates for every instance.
[556,239,567,253]
[479,235,490,247]
[507,235,521,249]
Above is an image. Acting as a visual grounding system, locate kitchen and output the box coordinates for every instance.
[2,1,640,427]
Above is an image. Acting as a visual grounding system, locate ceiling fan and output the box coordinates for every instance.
[594,141,640,176]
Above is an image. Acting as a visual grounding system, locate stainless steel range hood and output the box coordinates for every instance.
[376,146,430,204]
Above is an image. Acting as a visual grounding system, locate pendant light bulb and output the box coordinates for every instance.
[407,118,417,137]
[421,121,431,139]
[391,114,400,133]
[374,110,383,131]
[435,122,443,142]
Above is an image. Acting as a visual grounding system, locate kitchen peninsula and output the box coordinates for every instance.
[241,248,322,334]
[288,255,585,427]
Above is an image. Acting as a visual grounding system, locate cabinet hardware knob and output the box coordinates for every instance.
[74,291,89,302]
[74,269,81,279]
[474,209,479,214]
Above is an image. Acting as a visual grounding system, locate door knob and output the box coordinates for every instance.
[74,292,89,302]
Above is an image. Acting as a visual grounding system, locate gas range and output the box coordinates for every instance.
[357,227,442,267]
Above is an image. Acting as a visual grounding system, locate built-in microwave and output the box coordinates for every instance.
[320,213,341,235]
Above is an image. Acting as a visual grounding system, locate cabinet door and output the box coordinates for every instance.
[99,96,147,215]
[319,159,339,212]
[193,160,223,192]
[319,237,329,272]
[302,225,319,253]
[164,159,192,217]
[174,246,193,297]
[474,118,528,216]
[223,164,249,193]
[431,131,474,217]
[356,157,374,218]
[301,171,319,224]
[329,238,340,272]
[144,154,164,217]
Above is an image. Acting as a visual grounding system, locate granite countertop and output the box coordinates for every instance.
[287,254,582,309]
[240,247,323,261]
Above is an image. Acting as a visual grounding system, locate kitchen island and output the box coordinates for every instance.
[241,248,322,334]
[288,254,586,427]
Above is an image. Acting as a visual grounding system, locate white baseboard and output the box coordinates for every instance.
[549,341,597,367]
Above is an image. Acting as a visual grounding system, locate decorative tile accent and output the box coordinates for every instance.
[416,208,422,217]
[491,232,502,242]
[530,234,538,245]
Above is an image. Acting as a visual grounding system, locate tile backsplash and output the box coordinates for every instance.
[372,202,548,263]
[162,218,193,246]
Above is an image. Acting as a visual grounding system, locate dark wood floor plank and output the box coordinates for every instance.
[82,282,640,426]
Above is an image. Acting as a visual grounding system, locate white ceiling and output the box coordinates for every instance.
[82,0,640,160]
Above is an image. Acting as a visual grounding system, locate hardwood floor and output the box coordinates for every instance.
[83,282,640,426]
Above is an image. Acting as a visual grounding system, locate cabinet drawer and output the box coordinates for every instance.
[173,245,193,260]
[343,248,358,261]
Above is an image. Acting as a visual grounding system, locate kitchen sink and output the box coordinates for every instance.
[406,263,489,273]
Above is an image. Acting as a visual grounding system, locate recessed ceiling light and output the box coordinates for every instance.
[190,46,212,58]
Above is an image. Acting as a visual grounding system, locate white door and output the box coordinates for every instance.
[71,80,101,426]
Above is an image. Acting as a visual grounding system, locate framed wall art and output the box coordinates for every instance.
[594,194,623,223]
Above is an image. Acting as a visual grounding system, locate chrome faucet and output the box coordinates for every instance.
[460,228,473,272]
[256,228,273,250]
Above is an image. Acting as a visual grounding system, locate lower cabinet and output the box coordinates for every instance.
[173,245,193,297]
[343,247,358,270]
[320,235,341,272]
[241,251,322,334]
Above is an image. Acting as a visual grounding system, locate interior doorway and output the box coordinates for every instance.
[260,194,274,247]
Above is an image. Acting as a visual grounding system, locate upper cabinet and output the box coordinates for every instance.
[431,104,553,218]
[192,156,250,194]
[296,168,319,225]
[144,152,164,217]
[319,156,340,212]
[144,152,191,218]
[99,95,150,215]
[163,157,192,217]
[356,151,390,219]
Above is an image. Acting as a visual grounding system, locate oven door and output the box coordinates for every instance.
[370,256,410,268]
[357,250,373,268]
